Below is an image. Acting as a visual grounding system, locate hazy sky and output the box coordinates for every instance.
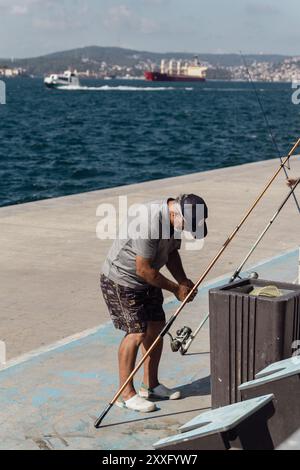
[0,0,300,58]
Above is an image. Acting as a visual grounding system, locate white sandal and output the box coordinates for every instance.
[116,394,157,413]
[139,383,181,400]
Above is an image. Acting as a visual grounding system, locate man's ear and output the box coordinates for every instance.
[169,209,175,226]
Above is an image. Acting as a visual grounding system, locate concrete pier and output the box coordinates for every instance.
[1,156,300,359]
[0,156,300,449]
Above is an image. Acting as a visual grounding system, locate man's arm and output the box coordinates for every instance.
[136,256,192,302]
[166,249,188,284]
[167,250,197,295]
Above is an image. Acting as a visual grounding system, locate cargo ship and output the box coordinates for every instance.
[145,56,207,82]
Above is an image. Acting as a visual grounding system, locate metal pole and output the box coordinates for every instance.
[94,139,300,428]
[181,312,210,354]
[298,246,300,285]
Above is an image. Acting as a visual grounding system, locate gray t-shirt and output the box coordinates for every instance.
[102,199,181,289]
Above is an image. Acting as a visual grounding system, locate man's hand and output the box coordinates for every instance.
[175,280,198,302]
[181,278,198,300]
[287,178,300,188]
[175,284,192,302]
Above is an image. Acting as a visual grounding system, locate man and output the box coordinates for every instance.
[100,194,208,413]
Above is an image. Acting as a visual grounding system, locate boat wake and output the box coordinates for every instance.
[202,87,268,92]
[57,85,193,91]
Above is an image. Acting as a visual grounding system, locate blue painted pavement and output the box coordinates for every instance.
[0,248,298,450]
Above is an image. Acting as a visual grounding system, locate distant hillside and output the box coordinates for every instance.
[0,46,289,76]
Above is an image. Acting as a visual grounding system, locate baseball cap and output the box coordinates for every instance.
[179,194,208,239]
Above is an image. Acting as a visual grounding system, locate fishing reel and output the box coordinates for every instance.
[168,272,260,356]
[167,326,193,355]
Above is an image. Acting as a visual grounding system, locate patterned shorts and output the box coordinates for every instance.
[100,274,166,334]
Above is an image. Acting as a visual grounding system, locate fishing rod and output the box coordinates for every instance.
[240,51,300,213]
[94,138,300,429]
[230,179,300,282]
[172,179,300,355]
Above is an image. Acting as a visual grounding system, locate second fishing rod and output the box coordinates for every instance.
[171,178,300,356]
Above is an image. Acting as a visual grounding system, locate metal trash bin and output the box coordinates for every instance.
[277,428,300,450]
[209,278,300,408]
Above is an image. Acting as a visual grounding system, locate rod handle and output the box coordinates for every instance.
[94,403,113,429]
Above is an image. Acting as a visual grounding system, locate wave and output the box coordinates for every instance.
[57,85,194,91]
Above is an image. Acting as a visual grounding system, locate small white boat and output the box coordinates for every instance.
[44,70,80,88]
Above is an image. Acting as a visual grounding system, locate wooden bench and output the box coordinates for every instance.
[239,356,300,448]
[153,395,275,450]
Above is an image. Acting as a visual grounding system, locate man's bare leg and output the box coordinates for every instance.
[118,332,145,400]
[142,321,165,389]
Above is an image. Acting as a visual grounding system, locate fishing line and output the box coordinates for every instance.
[240,51,300,213]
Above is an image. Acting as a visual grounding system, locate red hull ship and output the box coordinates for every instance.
[145,57,207,83]
[144,71,205,82]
